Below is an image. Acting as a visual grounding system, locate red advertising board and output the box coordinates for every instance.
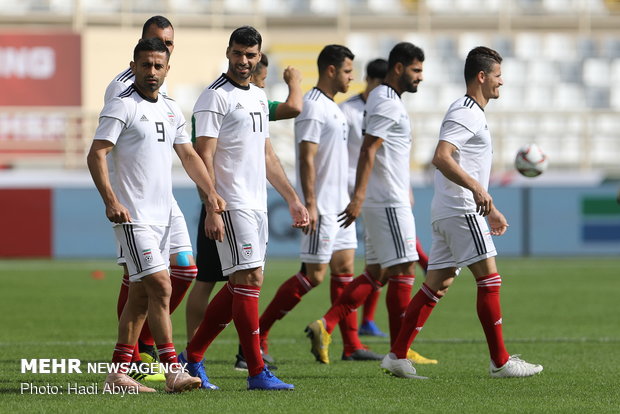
[0,189,52,257]
[0,32,81,106]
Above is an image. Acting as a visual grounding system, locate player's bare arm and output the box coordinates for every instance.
[195,136,226,241]
[432,139,493,217]
[338,133,383,227]
[274,66,303,120]
[265,138,309,228]
[487,207,509,236]
[299,140,319,234]
[87,139,132,223]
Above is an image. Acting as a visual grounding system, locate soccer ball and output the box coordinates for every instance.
[514,143,548,177]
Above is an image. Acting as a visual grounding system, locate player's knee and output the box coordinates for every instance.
[172,250,194,267]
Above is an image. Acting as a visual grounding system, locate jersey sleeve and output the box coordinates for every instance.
[174,108,191,145]
[94,98,129,144]
[438,120,474,150]
[193,89,227,138]
[439,107,481,149]
[294,99,323,144]
[268,100,280,121]
[104,81,129,104]
[364,99,399,139]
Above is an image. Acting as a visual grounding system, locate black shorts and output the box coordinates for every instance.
[196,204,226,282]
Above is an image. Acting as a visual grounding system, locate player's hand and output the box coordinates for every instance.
[204,211,225,242]
[487,208,509,236]
[338,197,362,228]
[205,191,226,214]
[303,204,318,234]
[283,66,302,85]
[289,200,310,229]
[472,185,493,217]
[105,202,131,224]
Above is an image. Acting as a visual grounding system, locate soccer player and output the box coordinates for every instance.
[87,38,224,393]
[105,16,197,377]
[380,46,543,379]
[257,45,382,365]
[184,53,304,350]
[305,42,425,365]
[339,58,436,364]
[179,26,308,391]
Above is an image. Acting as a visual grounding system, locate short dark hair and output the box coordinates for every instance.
[387,42,425,70]
[317,44,355,74]
[228,26,262,50]
[256,52,269,72]
[141,16,173,38]
[134,37,170,62]
[366,58,388,80]
[464,46,503,83]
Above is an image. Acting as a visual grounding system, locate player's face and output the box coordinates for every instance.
[335,58,354,93]
[142,24,175,55]
[130,51,169,96]
[252,65,268,88]
[399,59,424,93]
[226,42,261,85]
[482,63,503,100]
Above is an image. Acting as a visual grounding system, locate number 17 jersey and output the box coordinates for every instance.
[193,74,270,211]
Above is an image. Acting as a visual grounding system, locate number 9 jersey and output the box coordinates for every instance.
[193,73,270,212]
[93,84,190,226]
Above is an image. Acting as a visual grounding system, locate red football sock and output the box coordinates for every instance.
[232,284,264,377]
[362,288,381,323]
[331,273,363,355]
[386,274,415,346]
[186,282,234,363]
[416,239,428,272]
[323,271,382,334]
[259,272,313,344]
[116,273,130,319]
[112,343,134,373]
[131,343,141,363]
[476,273,510,367]
[169,264,197,313]
[157,343,178,367]
[391,283,441,359]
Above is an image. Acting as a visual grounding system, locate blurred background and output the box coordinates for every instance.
[1,0,619,259]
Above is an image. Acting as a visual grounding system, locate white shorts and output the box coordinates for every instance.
[300,214,357,264]
[116,200,192,265]
[427,214,497,270]
[217,209,268,276]
[113,223,170,282]
[363,206,419,268]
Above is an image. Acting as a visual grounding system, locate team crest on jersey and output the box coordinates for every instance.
[167,112,175,124]
[142,249,153,263]
[260,100,267,113]
[242,243,253,258]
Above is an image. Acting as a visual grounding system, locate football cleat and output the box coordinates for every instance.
[104,372,156,393]
[381,353,428,380]
[127,362,166,382]
[342,348,385,361]
[489,355,543,378]
[407,349,438,365]
[164,369,202,393]
[305,319,332,364]
[247,367,294,391]
[359,320,388,337]
[178,351,219,390]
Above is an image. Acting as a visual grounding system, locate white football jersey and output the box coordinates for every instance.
[294,88,349,214]
[363,84,411,208]
[339,93,365,195]
[431,95,493,222]
[104,68,168,104]
[94,84,190,226]
[193,74,270,211]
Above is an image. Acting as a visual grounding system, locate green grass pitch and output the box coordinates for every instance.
[0,257,618,413]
